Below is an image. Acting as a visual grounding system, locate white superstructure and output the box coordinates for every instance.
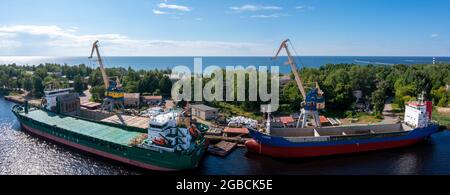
[146,110,193,152]
[43,88,72,110]
[404,99,433,128]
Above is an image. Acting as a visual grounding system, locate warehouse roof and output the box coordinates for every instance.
[279,116,295,124]
[191,104,218,112]
[124,93,140,99]
[142,96,163,100]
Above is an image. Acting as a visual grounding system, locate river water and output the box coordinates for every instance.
[1,97,449,175]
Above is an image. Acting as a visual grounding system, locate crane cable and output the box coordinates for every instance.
[98,43,122,84]
[288,39,317,90]
[287,39,306,71]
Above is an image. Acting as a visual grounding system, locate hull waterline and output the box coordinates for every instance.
[21,123,177,171]
[245,138,423,158]
[245,125,439,158]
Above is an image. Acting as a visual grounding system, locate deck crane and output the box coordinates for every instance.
[273,39,325,128]
[89,40,125,112]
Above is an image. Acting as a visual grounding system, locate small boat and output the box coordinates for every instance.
[246,99,439,158]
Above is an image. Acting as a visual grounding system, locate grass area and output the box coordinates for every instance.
[357,114,383,124]
[390,103,404,114]
[433,109,450,126]
[214,102,263,120]
[321,109,383,124]
[340,113,383,125]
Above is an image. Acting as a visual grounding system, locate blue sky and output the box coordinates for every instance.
[0,0,448,56]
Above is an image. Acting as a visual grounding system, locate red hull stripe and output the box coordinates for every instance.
[21,123,176,171]
[245,138,423,158]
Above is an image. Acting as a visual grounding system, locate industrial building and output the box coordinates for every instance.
[191,104,218,121]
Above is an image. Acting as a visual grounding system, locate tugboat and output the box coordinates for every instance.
[12,94,206,171]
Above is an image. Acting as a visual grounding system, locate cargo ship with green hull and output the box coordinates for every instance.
[12,100,207,171]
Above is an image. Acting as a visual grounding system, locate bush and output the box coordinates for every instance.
[374,113,384,120]
[438,97,448,107]
[90,85,106,102]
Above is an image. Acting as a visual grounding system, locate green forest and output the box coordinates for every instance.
[0,63,173,102]
[197,63,449,121]
[1,63,449,120]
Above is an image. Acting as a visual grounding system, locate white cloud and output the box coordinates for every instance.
[0,32,17,38]
[157,3,191,12]
[250,14,285,18]
[296,6,315,11]
[0,25,268,56]
[431,33,439,38]
[152,9,168,15]
[229,4,282,12]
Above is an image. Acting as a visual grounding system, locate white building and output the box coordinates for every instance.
[191,104,218,121]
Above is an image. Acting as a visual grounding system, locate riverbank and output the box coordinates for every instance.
[3,94,42,107]
[433,108,450,130]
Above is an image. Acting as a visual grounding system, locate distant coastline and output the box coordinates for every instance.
[1,56,449,74]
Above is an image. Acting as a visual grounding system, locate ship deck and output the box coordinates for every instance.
[22,109,144,146]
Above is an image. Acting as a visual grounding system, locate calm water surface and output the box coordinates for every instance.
[1,97,449,175]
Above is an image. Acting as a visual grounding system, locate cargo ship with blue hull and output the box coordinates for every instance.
[12,91,207,171]
[246,99,440,158]
[246,39,440,158]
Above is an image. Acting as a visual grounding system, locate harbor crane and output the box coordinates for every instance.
[89,40,125,112]
[273,39,325,128]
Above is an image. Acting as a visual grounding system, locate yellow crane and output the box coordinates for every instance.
[88,40,125,112]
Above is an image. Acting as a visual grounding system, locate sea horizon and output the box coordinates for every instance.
[1,56,449,74]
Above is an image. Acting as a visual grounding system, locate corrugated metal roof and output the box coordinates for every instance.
[191,104,218,111]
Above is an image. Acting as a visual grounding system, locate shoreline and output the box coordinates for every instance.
[3,95,449,131]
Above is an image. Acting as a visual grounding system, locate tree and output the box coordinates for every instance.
[124,81,139,93]
[90,86,106,102]
[431,87,449,107]
[323,69,353,110]
[138,75,159,94]
[438,97,448,107]
[88,69,104,86]
[281,82,302,112]
[74,75,84,94]
[43,76,61,90]
[394,82,416,109]
[35,67,48,79]
[32,76,44,98]
[22,77,33,91]
[159,76,172,97]
[372,82,387,114]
